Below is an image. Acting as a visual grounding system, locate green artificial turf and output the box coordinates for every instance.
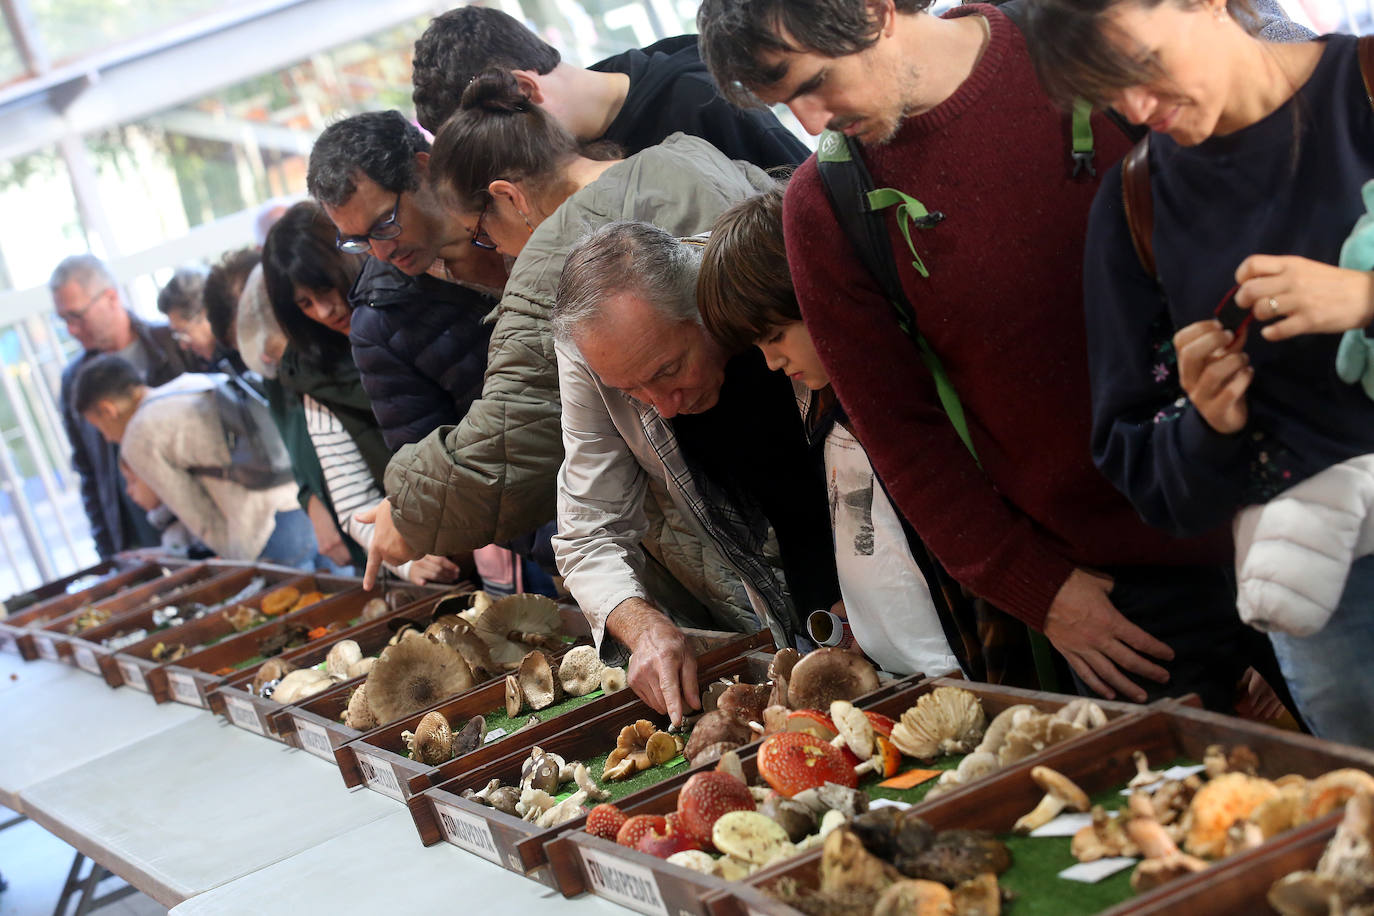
[864,755,963,805]
[479,689,605,738]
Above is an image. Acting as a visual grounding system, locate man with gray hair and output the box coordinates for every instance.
[553,220,837,724]
[53,253,191,557]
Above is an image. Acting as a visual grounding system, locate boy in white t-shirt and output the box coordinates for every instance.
[698,186,971,678]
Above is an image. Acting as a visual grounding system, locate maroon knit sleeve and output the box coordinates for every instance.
[782,159,1073,630]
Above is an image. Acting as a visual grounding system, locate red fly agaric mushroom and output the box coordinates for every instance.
[757,731,859,797]
[787,649,880,711]
[787,709,839,740]
[677,771,756,845]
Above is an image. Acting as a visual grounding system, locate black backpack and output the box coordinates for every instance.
[146,373,295,490]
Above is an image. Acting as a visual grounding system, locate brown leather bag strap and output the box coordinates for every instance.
[1361,34,1374,111]
[1120,135,1156,279]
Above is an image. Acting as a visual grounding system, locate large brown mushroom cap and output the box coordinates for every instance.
[365,636,475,724]
[425,615,498,682]
[787,648,880,711]
[473,594,562,668]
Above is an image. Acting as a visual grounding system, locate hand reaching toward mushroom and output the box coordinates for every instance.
[1043,569,1173,704]
[605,597,700,727]
[356,498,421,590]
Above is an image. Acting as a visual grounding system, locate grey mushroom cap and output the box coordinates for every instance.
[787,648,880,710]
[452,715,488,757]
[364,636,476,724]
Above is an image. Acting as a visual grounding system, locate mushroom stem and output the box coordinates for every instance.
[1127,750,1167,789]
[1013,766,1090,834]
[1014,793,1073,834]
[748,720,765,735]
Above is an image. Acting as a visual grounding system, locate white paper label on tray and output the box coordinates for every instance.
[225,695,265,735]
[580,847,670,916]
[482,726,508,745]
[295,719,335,761]
[1059,856,1138,883]
[435,802,502,863]
[357,752,404,800]
[72,645,99,674]
[166,670,203,707]
[119,659,147,690]
[35,637,57,661]
[868,798,912,812]
[1030,811,1104,838]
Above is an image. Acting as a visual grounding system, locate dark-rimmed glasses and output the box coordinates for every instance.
[336,192,403,254]
[471,198,498,250]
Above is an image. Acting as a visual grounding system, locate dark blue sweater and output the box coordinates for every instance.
[348,257,495,451]
[1085,34,1374,538]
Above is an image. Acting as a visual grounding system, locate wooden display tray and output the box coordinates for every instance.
[342,629,768,804]
[271,600,602,770]
[206,591,454,740]
[547,678,1144,913]
[61,566,292,679]
[0,562,165,660]
[29,563,232,665]
[149,580,418,708]
[105,573,360,697]
[407,635,908,891]
[1,559,124,617]
[714,701,1374,916]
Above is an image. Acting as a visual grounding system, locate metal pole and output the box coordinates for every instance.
[0,360,79,564]
[14,321,71,488]
[0,0,51,76]
[0,433,55,582]
[0,484,28,594]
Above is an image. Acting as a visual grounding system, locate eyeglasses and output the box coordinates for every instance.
[336,192,403,254]
[57,288,108,326]
[470,198,498,250]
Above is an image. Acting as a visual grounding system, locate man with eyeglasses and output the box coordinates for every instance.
[53,253,192,558]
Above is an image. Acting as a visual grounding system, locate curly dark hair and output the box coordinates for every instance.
[306,110,431,208]
[697,0,932,106]
[204,248,261,350]
[260,202,363,360]
[412,6,561,134]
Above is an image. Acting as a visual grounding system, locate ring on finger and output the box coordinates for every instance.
[1267,297,1280,316]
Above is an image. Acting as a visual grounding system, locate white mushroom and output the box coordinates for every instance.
[557,645,606,697]
[600,666,628,694]
[325,639,363,679]
[890,686,987,759]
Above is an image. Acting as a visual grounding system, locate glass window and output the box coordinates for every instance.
[0,148,84,293]
[29,0,232,66]
[0,22,24,82]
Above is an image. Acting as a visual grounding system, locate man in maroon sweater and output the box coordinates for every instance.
[696,0,1290,713]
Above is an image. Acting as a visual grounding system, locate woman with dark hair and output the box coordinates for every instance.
[1026,0,1374,743]
[261,202,461,587]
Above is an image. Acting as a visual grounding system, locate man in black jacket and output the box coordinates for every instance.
[411,6,808,169]
[53,254,191,557]
[307,111,499,452]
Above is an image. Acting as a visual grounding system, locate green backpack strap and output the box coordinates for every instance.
[1071,97,1096,177]
[816,130,974,458]
[816,128,1062,693]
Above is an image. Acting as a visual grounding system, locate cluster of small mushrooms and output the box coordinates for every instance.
[774,808,1010,916]
[1026,745,1374,895]
[341,592,574,733]
[584,742,871,878]
[683,647,882,766]
[101,577,270,652]
[504,644,627,719]
[461,744,610,829]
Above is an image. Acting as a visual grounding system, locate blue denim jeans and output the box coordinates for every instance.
[256,509,318,570]
[1268,554,1374,749]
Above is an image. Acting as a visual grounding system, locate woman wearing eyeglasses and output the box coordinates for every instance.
[1026,0,1374,744]
[261,202,462,587]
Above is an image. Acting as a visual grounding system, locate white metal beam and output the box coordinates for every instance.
[0,0,448,163]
